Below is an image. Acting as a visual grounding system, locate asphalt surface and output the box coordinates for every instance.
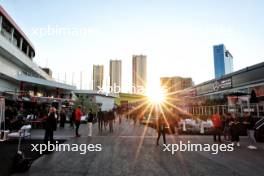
[14,119,264,176]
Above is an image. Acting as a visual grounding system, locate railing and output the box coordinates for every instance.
[186,103,264,118]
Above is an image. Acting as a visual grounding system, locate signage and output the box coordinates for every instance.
[213,78,232,91]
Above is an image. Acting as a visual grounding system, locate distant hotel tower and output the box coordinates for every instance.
[213,44,234,78]
[93,65,104,91]
[132,55,147,93]
[110,59,122,90]
[160,76,193,93]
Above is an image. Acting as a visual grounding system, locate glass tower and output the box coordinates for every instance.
[213,44,233,78]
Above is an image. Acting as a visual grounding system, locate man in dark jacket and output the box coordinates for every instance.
[59,108,66,128]
[44,107,57,144]
[244,112,258,149]
[97,108,104,133]
[156,117,166,146]
[108,110,115,133]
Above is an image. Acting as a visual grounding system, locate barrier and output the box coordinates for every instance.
[186,104,264,118]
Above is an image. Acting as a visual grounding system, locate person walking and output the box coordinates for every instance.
[103,111,108,131]
[97,108,104,133]
[223,113,231,141]
[75,106,82,137]
[244,112,258,149]
[44,107,57,144]
[108,110,115,133]
[230,116,240,147]
[117,107,122,124]
[70,108,75,127]
[156,117,166,146]
[87,109,94,136]
[211,114,222,142]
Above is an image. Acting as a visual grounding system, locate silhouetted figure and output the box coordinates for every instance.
[244,112,258,149]
[59,108,66,128]
[44,107,57,144]
[70,108,75,127]
[108,110,115,133]
[156,117,166,146]
[97,108,104,133]
[230,117,240,147]
[103,112,108,131]
[5,106,13,130]
[223,113,231,141]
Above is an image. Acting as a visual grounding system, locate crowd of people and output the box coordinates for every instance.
[68,106,119,138]
[211,112,259,149]
[2,102,262,150]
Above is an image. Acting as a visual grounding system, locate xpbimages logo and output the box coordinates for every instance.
[162,141,234,155]
[31,141,102,154]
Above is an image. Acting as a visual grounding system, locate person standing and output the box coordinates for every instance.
[44,107,57,144]
[59,107,66,128]
[5,106,13,131]
[75,106,82,137]
[156,117,166,146]
[211,114,222,142]
[87,109,94,136]
[97,108,104,133]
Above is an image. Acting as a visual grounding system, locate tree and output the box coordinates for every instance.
[73,96,99,114]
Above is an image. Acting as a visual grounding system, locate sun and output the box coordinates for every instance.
[146,86,166,104]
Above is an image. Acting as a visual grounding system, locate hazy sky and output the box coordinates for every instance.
[1,0,264,92]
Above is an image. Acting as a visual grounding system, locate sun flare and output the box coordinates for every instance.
[146,86,166,104]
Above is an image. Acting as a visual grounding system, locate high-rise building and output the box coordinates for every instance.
[110,59,122,90]
[213,44,234,78]
[132,55,147,93]
[160,76,193,93]
[93,65,104,91]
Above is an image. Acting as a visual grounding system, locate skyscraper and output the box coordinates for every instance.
[93,65,104,91]
[213,44,234,78]
[132,55,147,93]
[110,59,122,90]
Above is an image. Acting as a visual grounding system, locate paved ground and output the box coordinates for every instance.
[14,119,264,176]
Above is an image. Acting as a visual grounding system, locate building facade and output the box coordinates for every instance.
[175,62,264,106]
[214,44,233,78]
[160,76,193,93]
[132,55,147,93]
[0,5,75,100]
[110,59,122,91]
[93,65,104,91]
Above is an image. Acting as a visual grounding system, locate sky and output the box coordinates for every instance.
[1,0,264,92]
